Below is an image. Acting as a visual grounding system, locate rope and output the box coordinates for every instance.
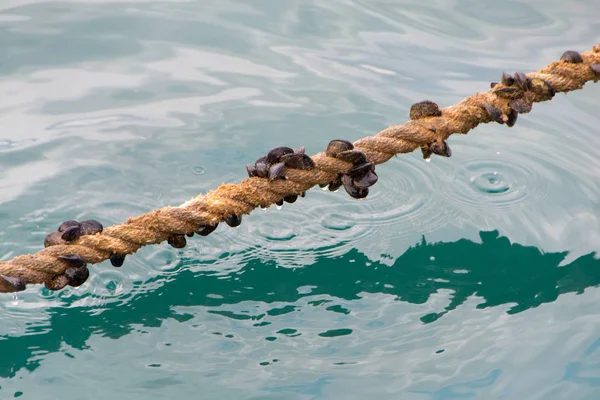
[1,45,599,294]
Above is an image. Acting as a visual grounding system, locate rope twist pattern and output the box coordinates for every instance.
[1,44,599,293]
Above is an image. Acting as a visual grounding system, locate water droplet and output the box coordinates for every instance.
[496,152,500,155]
[192,166,206,175]
[12,293,18,305]
[276,205,282,210]
[425,157,431,163]
[321,186,329,191]
[429,256,435,261]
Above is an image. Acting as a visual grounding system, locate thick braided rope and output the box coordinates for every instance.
[1,44,599,293]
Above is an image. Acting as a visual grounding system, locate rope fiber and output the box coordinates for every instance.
[1,44,599,293]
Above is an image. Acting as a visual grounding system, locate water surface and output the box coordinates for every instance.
[1,1,600,399]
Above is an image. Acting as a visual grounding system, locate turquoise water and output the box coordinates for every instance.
[1,0,600,398]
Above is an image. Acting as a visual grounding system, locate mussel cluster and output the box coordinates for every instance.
[320,139,378,199]
[408,100,452,160]
[246,145,313,205]
[39,219,106,290]
[485,49,596,129]
[44,218,125,270]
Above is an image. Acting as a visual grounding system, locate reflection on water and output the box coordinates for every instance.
[2,230,600,397]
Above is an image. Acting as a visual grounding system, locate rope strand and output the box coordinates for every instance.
[1,44,599,293]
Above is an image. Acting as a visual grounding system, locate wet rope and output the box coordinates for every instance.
[1,45,599,294]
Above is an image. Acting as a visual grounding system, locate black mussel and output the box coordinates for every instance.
[44,231,64,248]
[110,253,126,267]
[430,140,452,157]
[61,225,82,242]
[281,153,315,170]
[168,234,187,249]
[268,162,285,180]
[328,176,343,192]
[266,147,294,164]
[283,194,298,203]
[341,175,369,199]
[225,214,242,228]
[409,100,442,120]
[501,72,514,86]
[58,254,86,268]
[335,150,367,165]
[80,219,103,235]
[560,50,583,64]
[196,224,218,236]
[348,162,373,179]
[325,139,354,157]
[255,156,269,178]
[421,147,433,160]
[1,274,26,292]
[483,103,504,124]
[509,98,532,114]
[506,108,518,127]
[186,232,194,237]
[300,191,306,197]
[246,163,258,178]
[513,71,528,90]
[276,199,284,206]
[65,265,90,287]
[58,220,80,232]
[352,170,378,189]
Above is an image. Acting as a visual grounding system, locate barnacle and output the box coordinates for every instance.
[409,100,442,120]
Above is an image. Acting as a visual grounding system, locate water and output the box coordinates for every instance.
[1,0,600,398]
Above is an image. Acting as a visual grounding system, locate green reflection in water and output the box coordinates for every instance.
[1,230,599,379]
